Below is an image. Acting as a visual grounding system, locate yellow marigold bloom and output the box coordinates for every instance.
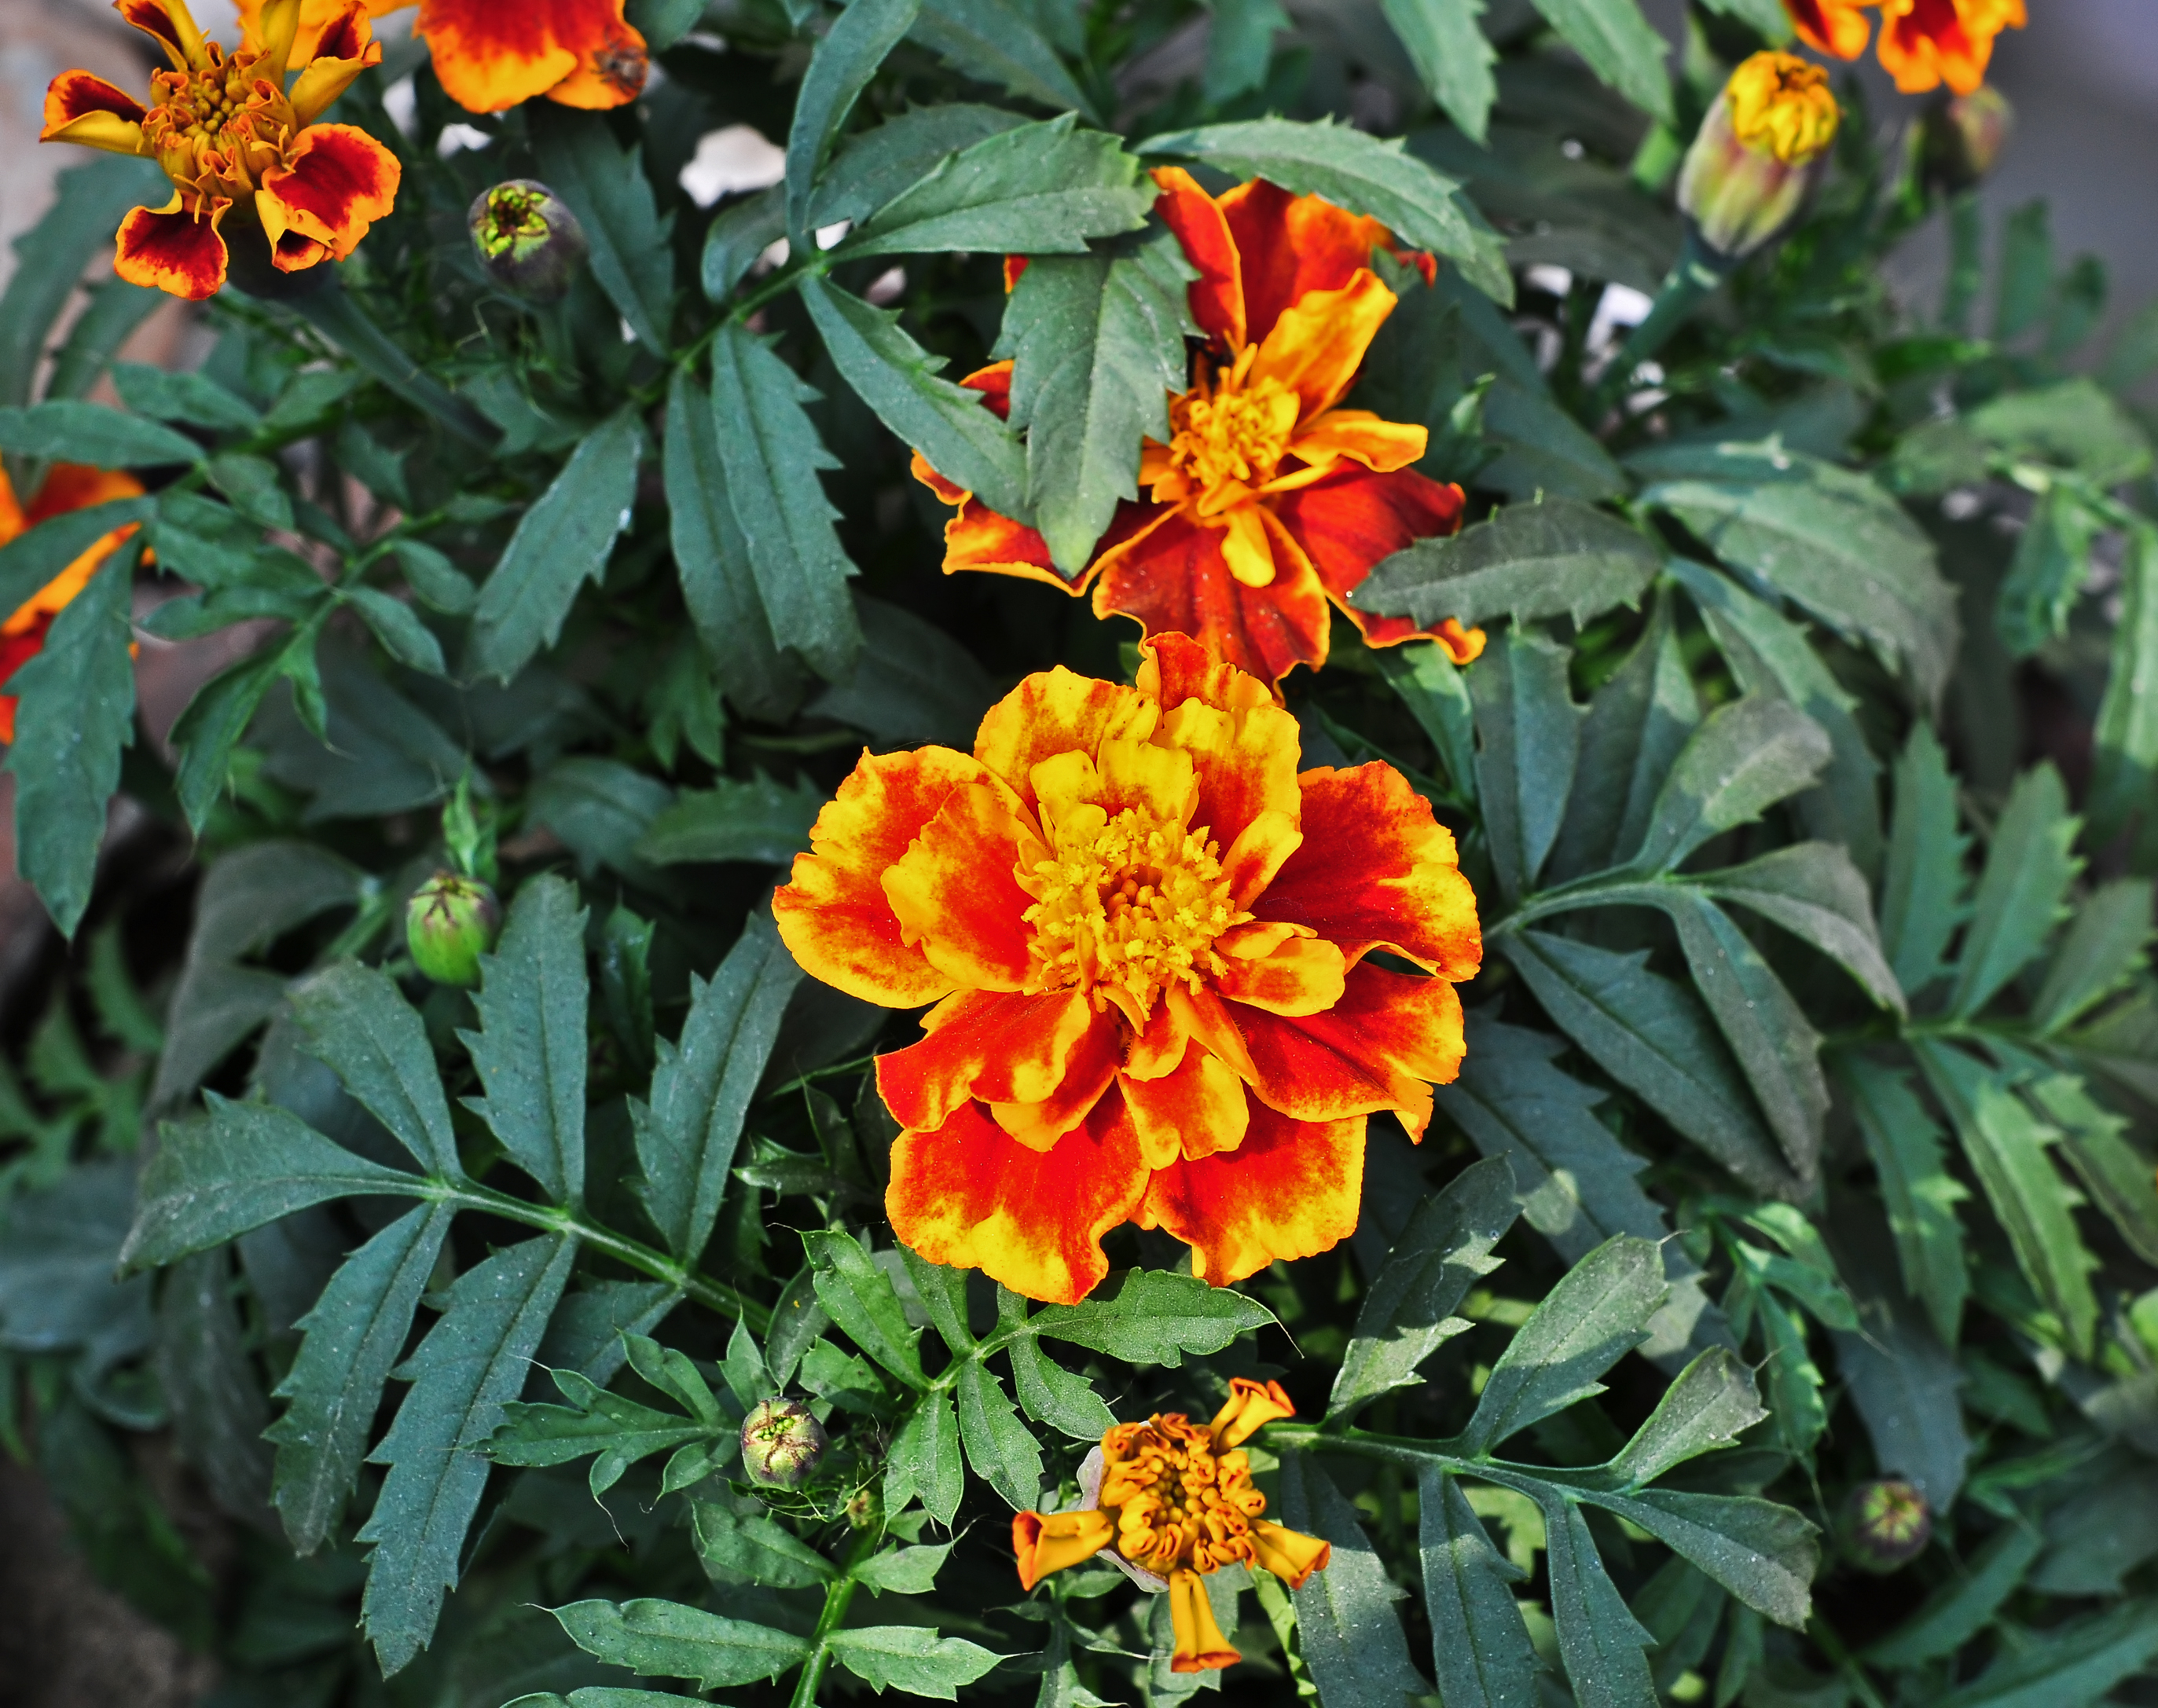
[40,0,400,300]
[1727,53,1840,165]
[1678,53,1841,263]
[1012,1380,1328,1674]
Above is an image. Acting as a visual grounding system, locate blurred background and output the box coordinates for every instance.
[0,1,2149,1703]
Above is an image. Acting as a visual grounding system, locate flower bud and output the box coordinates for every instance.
[1838,1479,1932,1572]
[468,180,590,304]
[740,1398,827,1488]
[1922,86,2013,194]
[406,871,501,988]
[1677,52,1841,264]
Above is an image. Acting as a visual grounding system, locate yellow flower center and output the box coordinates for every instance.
[145,44,288,196]
[1022,804,1246,1013]
[1726,50,1841,165]
[1162,363,1300,512]
[1098,1416,1267,1577]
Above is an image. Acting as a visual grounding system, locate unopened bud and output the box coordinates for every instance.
[1838,1479,1932,1572]
[468,180,589,304]
[1922,86,2013,195]
[1678,52,1841,264]
[406,871,501,988]
[741,1398,827,1488]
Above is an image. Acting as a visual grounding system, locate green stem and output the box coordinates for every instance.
[790,1527,883,1708]
[282,275,499,448]
[1941,190,1984,334]
[1591,242,1728,419]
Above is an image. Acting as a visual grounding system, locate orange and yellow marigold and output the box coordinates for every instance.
[41,0,400,299]
[915,172,1484,688]
[772,635,1482,1305]
[1015,1380,1327,1673]
[0,464,146,743]
[1783,0,2026,95]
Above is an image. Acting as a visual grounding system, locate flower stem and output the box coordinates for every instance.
[789,1527,883,1708]
[281,274,500,448]
[1591,238,1728,419]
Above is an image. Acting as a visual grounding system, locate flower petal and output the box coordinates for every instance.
[878,988,1105,1134]
[989,1006,1125,1151]
[1167,1568,1242,1673]
[1216,930,1345,1017]
[974,666,1158,812]
[886,1093,1147,1304]
[1234,962,1466,1136]
[1220,178,1401,347]
[417,0,644,112]
[118,0,210,69]
[883,779,1041,991]
[1209,1376,1295,1447]
[1092,508,1332,686]
[1268,460,1465,646]
[1122,1042,1249,1167]
[1785,0,1872,57]
[1148,664,1303,872]
[1151,166,1244,349]
[259,123,400,260]
[1287,408,1428,475]
[773,746,987,1008]
[1250,1519,1330,1588]
[1014,1508,1117,1590]
[545,16,649,108]
[114,194,229,301]
[287,2,386,123]
[40,71,148,151]
[941,495,1071,590]
[1248,269,1397,423]
[0,620,54,742]
[1261,762,1481,977]
[1139,1098,1364,1285]
[7,466,148,636]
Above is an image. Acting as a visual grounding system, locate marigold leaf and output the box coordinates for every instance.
[0,399,200,470]
[909,0,1094,117]
[0,155,165,409]
[2087,528,2158,844]
[1628,694,1830,876]
[1026,1268,1275,1365]
[1417,1467,1541,1708]
[1535,1497,1658,1708]
[784,0,920,247]
[551,1597,813,1690]
[827,1626,1005,1699]
[1949,764,2081,1019]
[1525,0,1672,123]
[1469,624,1582,903]
[955,1359,1044,1510]
[530,108,674,352]
[2031,878,2152,1035]
[1355,497,1660,634]
[1836,1054,1969,1347]
[1277,1453,1429,1706]
[1698,842,1903,1014]
[637,773,824,868]
[1383,0,1496,142]
[288,962,464,1179]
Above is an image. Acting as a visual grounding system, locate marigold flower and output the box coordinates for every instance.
[1875,0,2024,96]
[1783,0,1874,59]
[1679,53,1841,263]
[0,464,145,743]
[772,635,1482,1304]
[41,0,400,300]
[1013,1380,1328,1673]
[915,172,1481,687]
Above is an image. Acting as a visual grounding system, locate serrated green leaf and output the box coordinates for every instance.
[461,875,589,1208]
[692,1502,835,1587]
[2028,1072,2158,1268]
[123,1095,425,1271]
[802,1229,926,1386]
[1277,1453,1429,1707]
[288,962,463,1179]
[112,362,262,431]
[552,1598,812,1690]
[1459,1235,1664,1455]
[1607,1349,1767,1486]
[0,401,200,469]
[1968,376,2153,487]
[956,1359,1044,1509]
[785,0,921,245]
[1699,843,1903,1013]
[828,1626,1004,1699]
[1877,723,1969,995]
[2028,1464,2158,1595]
[801,276,1029,518]
[1499,931,1799,1199]
[6,554,137,936]
[1628,695,1830,874]
[491,1369,714,1495]
[1355,498,1660,635]
[343,586,445,676]
[205,452,294,531]
[1581,1486,1815,1628]
[1997,483,2098,658]
[2031,878,2151,1034]
[1004,1326,1116,1439]
[909,0,1093,115]
[1836,1055,1968,1347]
[1374,636,1478,804]
[0,497,155,632]
[1330,1155,1516,1418]
[1950,764,2080,1017]
[709,321,861,680]
[0,155,166,409]
[852,1537,956,1593]
[903,1250,974,1353]
[469,409,640,683]
[1140,118,1512,303]
[1470,624,1582,903]
[1863,1519,2041,1666]
[1204,0,1290,101]
[1418,1467,1540,1708]
[1934,1599,2158,1708]
[1027,1269,1275,1365]
[156,1248,273,1521]
[638,772,824,868]
[633,914,799,1266]
[527,757,672,886]
[1527,0,1672,122]
[530,108,674,351]
[806,592,997,748]
[362,1234,578,1675]
[1536,1497,1657,1708]
[885,1387,963,1523]
[996,235,1194,573]
[1831,1279,1972,1511]
[1384,0,1496,141]
[2088,527,2158,843]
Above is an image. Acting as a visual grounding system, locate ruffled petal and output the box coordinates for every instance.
[416,0,645,112]
[1877,0,2019,94]
[877,989,1105,1135]
[1168,1569,1242,1673]
[989,1008,1125,1151]
[1209,1376,1295,1448]
[1138,1098,1364,1285]
[974,666,1159,811]
[1234,962,1466,1137]
[1286,409,1428,475]
[1268,460,1466,647]
[114,193,230,301]
[286,2,386,123]
[40,71,147,152]
[1151,166,1244,349]
[1247,269,1397,424]
[1250,1519,1330,1588]
[887,1093,1148,1304]
[1216,930,1346,1016]
[1014,1508,1116,1590]
[1260,762,1482,977]
[1121,1042,1249,1167]
[1220,179,1402,347]
[118,0,210,69]
[883,779,1041,991]
[1784,0,1873,57]
[1147,663,1304,875]
[941,496,1072,590]
[258,123,400,262]
[773,746,989,1007]
[1091,508,1332,686]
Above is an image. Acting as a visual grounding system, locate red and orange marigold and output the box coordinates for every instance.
[771,635,1482,1305]
[914,171,1485,689]
[1782,0,2025,94]
[0,464,146,744]
[41,0,399,300]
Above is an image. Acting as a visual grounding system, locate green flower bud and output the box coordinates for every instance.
[1922,86,2013,196]
[1677,52,1841,265]
[468,180,590,304]
[406,871,501,988]
[1838,1479,1932,1573]
[741,1397,827,1488]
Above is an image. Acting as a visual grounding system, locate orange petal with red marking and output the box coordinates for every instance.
[1140,1099,1364,1285]
[1269,460,1464,636]
[1122,1042,1249,1167]
[259,123,401,260]
[1288,408,1428,475]
[1217,929,1346,1017]
[973,666,1158,811]
[41,71,147,150]
[1248,269,1397,423]
[883,779,1041,991]
[1092,508,1331,687]
[773,746,989,1008]
[1151,166,1244,349]
[876,989,1104,1134]
[989,1009,1125,1151]
[1785,0,1873,59]
[1250,1519,1330,1587]
[1261,762,1482,977]
[1220,179,1400,347]
[416,0,645,112]
[118,0,208,68]
[115,195,230,301]
[886,1093,1148,1304]
[1235,962,1466,1136]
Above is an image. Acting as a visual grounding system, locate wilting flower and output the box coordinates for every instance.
[0,465,145,743]
[1015,1380,1327,1673]
[1781,0,2024,95]
[915,172,1481,688]
[1678,53,1841,264]
[41,0,399,300]
[771,635,1482,1304]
